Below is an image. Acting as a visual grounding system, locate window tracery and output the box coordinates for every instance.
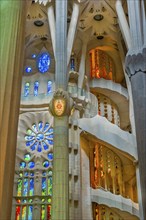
[13,119,53,220]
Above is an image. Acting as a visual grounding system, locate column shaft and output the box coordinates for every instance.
[131,71,146,219]
[0,0,26,219]
[52,1,69,219]
[67,3,80,65]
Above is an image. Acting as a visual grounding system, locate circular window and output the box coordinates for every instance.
[43,161,50,168]
[28,161,35,169]
[20,162,26,169]
[24,153,31,161]
[25,122,54,153]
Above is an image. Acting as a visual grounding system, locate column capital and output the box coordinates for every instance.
[125,48,146,78]
[49,89,73,117]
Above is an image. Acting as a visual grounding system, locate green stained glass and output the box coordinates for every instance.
[48,198,51,203]
[28,206,33,220]
[19,172,23,177]
[41,205,45,220]
[17,179,22,196]
[48,177,52,196]
[22,206,27,220]
[24,154,31,161]
[42,177,46,196]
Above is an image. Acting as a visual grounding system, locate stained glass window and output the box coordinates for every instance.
[25,122,54,153]
[24,82,30,97]
[25,66,32,73]
[34,81,39,96]
[70,53,75,71]
[14,120,53,220]
[37,52,51,73]
[90,48,113,80]
[47,81,52,94]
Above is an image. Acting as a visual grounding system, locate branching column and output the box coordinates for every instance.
[51,1,69,219]
[0,1,26,219]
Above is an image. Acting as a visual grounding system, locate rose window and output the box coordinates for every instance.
[25,121,54,152]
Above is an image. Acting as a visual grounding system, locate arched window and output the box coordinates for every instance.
[14,121,54,220]
[47,81,52,94]
[34,81,39,96]
[24,82,30,97]
[89,49,114,80]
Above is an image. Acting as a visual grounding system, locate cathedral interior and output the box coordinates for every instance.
[0,0,146,220]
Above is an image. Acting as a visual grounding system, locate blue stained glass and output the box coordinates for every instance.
[45,139,53,145]
[28,161,35,169]
[32,54,37,58]
[45,134,53,139]
[20,162,26,169]
[23,178,28,196]
[30,172,34,176]
[24,82,30,97]
[42,141,49,150]
[37,52,51,73]
[42,171,46,176]
[25,135,35,141]
[38,121,43,131]
[70,54,75,71]
[24,172,28,176]
[29,178,34,196]
[30,142,38,151]
[26,140,35,147]
[36,133,44,141]
[34,81,39,96]
[37,142,42,152]
[48,153,53,161]
[43,123,50,132]
[28,206,33,220]
[48,128,53,133]
[25,66,32,73]
[43,161,50,168]
[47,81,52,94]
[32,124,38,132]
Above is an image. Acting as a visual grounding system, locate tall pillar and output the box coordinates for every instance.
[126,0,146,218]
[51,1,69,219]
[126,48,146,220]
[47,4,56,58]
[0,0,26,219]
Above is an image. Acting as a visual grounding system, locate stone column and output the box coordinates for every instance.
[47,4,56,58]
[126,1,146,217]
[51,1,69,219]
[67,3,80,65]
[115,0,131,49]
[126,48,146,219]
[0,1,26,219]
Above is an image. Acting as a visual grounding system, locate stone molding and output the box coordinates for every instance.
[126,48,146,78]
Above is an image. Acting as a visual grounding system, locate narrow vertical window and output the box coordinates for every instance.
[34,81,39,96]
[47,81,52,94]
[24,82,30,97]
[70,53,75,71]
